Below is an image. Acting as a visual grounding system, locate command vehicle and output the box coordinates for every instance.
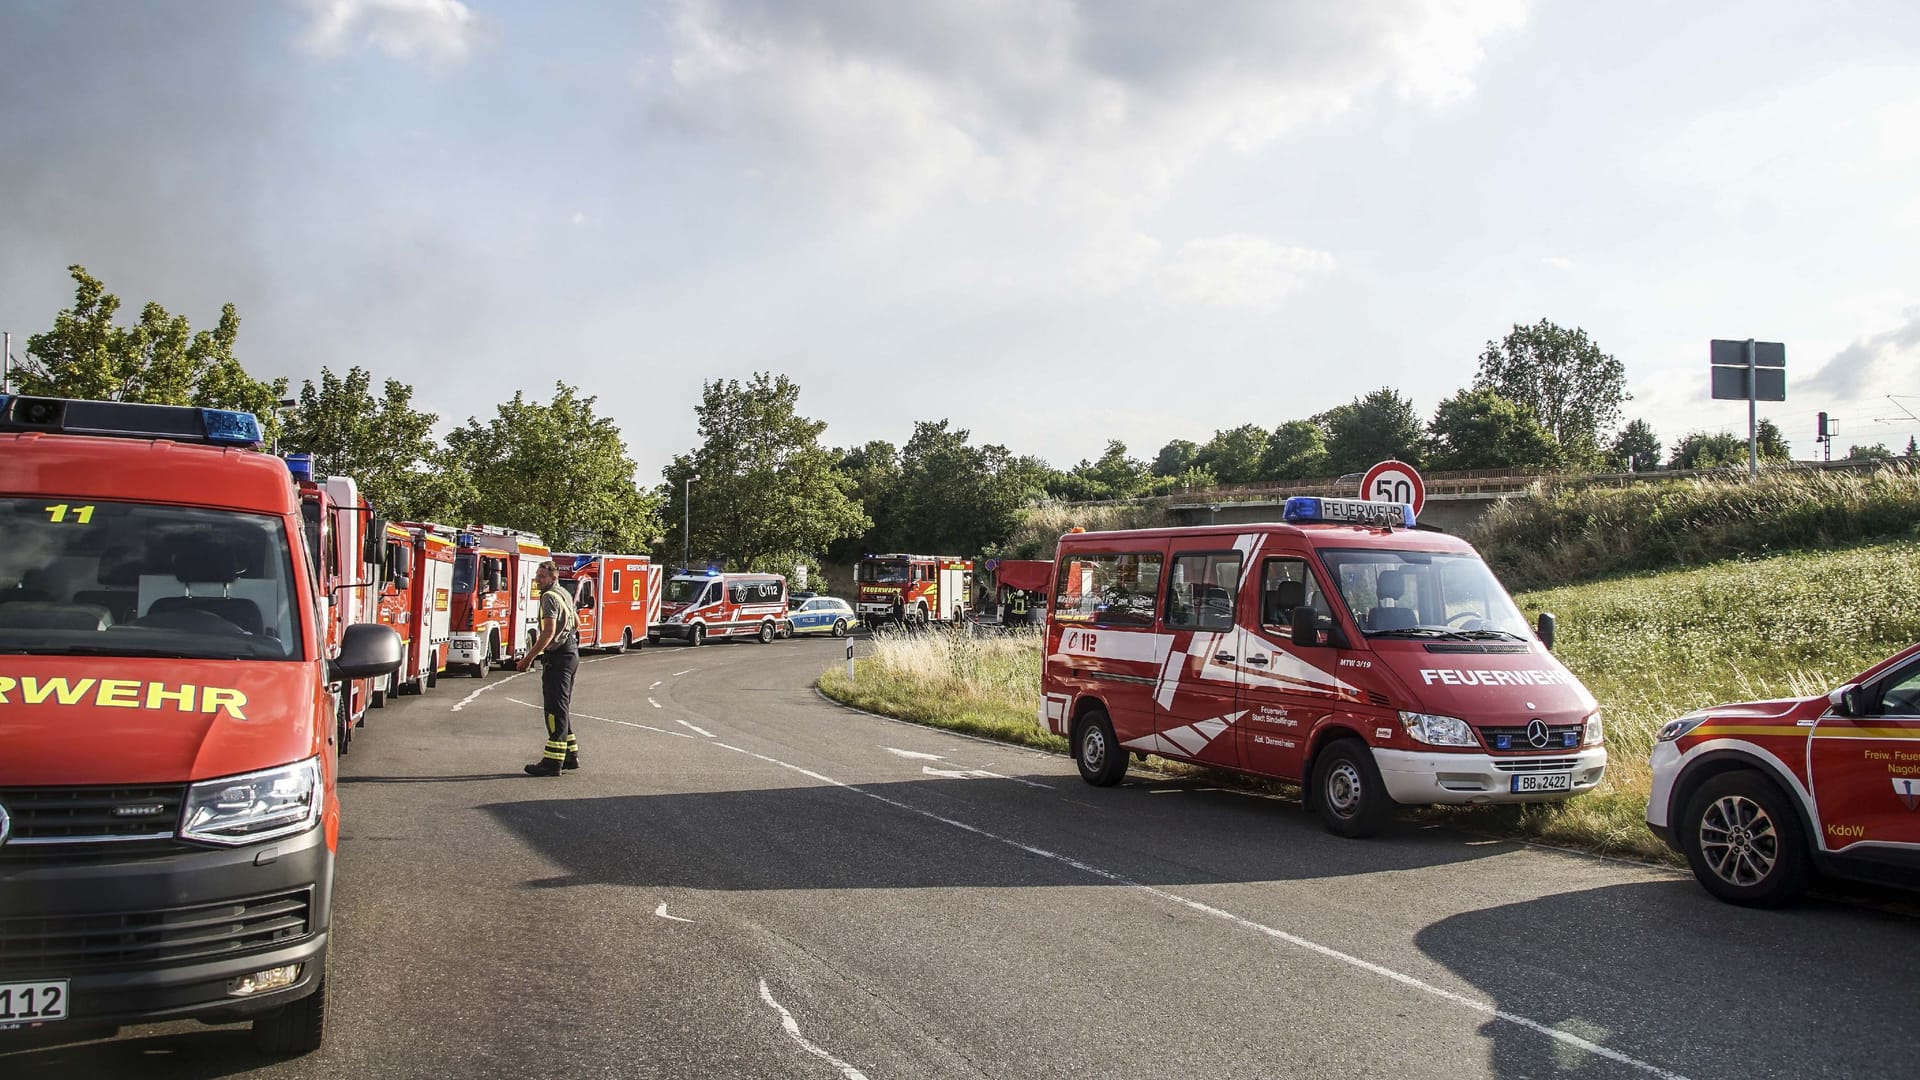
[0,395,401,1054]
[448,525,550,677]
[1041,497,1602,837]
[856,553,972,629]
[653,570,788,646]
[286,458,388,752]
[556,552,660,653]
[375,521,455,698]
[1648,642,1920,906]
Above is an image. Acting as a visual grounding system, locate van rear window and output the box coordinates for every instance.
[1054,552,1161,627]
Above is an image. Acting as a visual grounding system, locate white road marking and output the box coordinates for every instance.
[654,902,693,924]
[889,747,1054,789]
[757,978,870,1080]
[650,681,663,690]
[884,747,946,761]
[507,699,699,740]
[450,669,530,712]
[648,697,662,709]
[672,669,695,677]
[676,717,715,738]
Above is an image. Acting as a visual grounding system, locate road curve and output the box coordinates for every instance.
[6,636,1916,1079]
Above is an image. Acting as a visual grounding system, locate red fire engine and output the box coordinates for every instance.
[856,553,972,629]
[653,570,788,646]
[373,521,457,698]
[556,553,660,653]
[448,525,550,677]
[287,460,389,753]
[1648,641,1920,906]
[0,394,401,1052]
[1042,497,1604,837]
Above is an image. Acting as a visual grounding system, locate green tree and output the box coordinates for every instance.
[662,373,866,572]
[829,440,904,562]
[1151,439,1199,477]
[281,366,469,521]
[1259,419,1332,480]
[1608,419,1662,472]
[1668,424,1791,470]
[1425,388,1561,471]
[18,264,288,440]
[1846,442,1894,461]
[890,420,1029,554]
[1473,320,1628,467]
[1071,440,1150,500]
[1757,418,1791,462]
[1194,424,1272,484]
[1906,436,1918,458]
[1322,388,1425,474]
[448,382,662,553]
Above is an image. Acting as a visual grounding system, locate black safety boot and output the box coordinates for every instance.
[563,751,581,771]
[523,759,564,777]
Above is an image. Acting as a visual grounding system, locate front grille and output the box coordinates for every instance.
[1491,756,1583,773]
[0,784,186,843]
[1480,724,1584,752]
[0,889,312,977]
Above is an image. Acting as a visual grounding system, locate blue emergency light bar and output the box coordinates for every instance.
[284,453,315,481]
[1282,496,1415,529]
[456,532,477,547]
[0,394,264,446]
[571,555,595,571]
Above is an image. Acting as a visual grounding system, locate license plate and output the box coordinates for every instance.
[0,981,69,1026]
[1511,772,1572,794]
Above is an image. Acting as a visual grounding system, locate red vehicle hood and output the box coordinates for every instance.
[1684,697,1819,723]
[1369,641,1598,724]
[0,656,322,786]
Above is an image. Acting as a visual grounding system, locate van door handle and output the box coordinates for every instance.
[1214,651,1236,663]
[1246,654,1268,666]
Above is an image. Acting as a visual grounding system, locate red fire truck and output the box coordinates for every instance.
[0,394,401,1053]
[1042,497,1604,838]
[856,553,972,629]
[556,553,660,653]
[1648,641,1920,906]
[448,525,550,677]
[287,460,389,753]
[653,570,788,646]
[373,521,456,698]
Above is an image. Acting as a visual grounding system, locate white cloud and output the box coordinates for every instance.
[1154,235,1333,308]
[1540,256,1573,270]
[569,210,588,226]
[297,0,483,65]
[1806,306,1920,401]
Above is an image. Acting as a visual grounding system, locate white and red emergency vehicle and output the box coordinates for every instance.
[448,525,550,677]
[374,521,456,697]
[1042,497,1604,837]
[1648,642,1920,906]
[555,553,660,653]
[653,570,787,646]
[856,553,972,629]
[287,458,389,753]
[0,394,401,1053]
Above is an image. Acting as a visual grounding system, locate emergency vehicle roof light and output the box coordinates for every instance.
[1281,496,1416,529]
[456,532,477,547]
[284,453,315,481]
[571,555,594,571]
[0,394,265,447]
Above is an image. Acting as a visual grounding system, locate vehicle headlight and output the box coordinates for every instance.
[181,758,322,846]
[665,612,683,623]
[1399,711,1477,747]
[1583,710,1604,746]
[1656,714,1708,743]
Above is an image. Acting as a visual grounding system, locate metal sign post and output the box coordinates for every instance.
[1709,338,1786,480]
[846,638,856,681]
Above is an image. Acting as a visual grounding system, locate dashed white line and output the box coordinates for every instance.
[654,902,693,924]
[450,669,531,712]
[676,717,715,738]
[648,697,662,709]
[672,669,695,677]
[758,978,870,1080]
[650,681,663,690]
[884,747,945,761]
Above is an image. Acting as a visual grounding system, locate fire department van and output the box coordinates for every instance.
[374,521,456,698]
[1042,497,1604,837]
[448,525,550,677]
[0,395,401,1054]
[556,553,660,653]
[856,553,972,628]
[653,570,788,646]
[1648,641,1920,906]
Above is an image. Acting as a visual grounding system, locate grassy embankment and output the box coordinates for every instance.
[821,468,1920,862]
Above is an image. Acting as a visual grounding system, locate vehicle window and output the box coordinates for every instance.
[665,577,708,604]
[1054,552,1162,627]
[577,579,595,608]
[1317,548,1530,639]
[1165,552,1242,631]
[1875,664,1920,716]
[860,561,909,585]
[481,556,506,592]
[0,497,306,660]
[452,552,477,593]
[1260,557,1333,630]
[611,570,622,595]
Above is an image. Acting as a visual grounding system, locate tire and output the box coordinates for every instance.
[831,619,848,638]
[758,621,776,644]
[648,634,660,646]
[371,682,386,709]
[1312,739,1393,838]
[335,692,351,758]
[426,663,438,689]
[252,975,328,1056]
[1679,770,1812,907]
[689,624,706,647]
[915,602,929,628]
[1074,708,1128,787]
[616,628,632,654]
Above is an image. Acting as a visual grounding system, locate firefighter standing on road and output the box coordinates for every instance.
[519,560,581,776]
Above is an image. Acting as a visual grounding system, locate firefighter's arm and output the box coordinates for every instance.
[518,614,558,670]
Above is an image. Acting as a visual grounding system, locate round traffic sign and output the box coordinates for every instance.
[1360,460,1425,517]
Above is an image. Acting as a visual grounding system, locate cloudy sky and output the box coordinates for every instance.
[3,0,1918,477]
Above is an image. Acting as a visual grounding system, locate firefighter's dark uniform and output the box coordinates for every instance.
[1010,591,1029,623]
[537,584,580,771]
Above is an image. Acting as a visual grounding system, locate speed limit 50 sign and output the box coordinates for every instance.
[1360,460,1425,517]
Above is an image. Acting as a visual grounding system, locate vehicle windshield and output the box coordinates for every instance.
[859,561,910,585]
[1317,548,1532,640]
[452,553,477,594]
[666,577,713,605]
[0,497,305,660]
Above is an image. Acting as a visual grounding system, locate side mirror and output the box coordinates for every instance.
[1829,684,1862,717]
[1291,605,1319,647]
[1536,612,1557,651]
[331,623,403,683]
[364,517,389,567]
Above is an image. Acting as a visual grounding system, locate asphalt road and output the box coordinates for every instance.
[8,636,1918,1079]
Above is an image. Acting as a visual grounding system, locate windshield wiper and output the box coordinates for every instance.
[1454,629,1527,641]
[7,643,248,660]
[1365,626,1472,640]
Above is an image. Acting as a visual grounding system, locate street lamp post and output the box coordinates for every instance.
[683,474,699,572]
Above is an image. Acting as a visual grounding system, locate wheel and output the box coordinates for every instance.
[335,692,351,758]
[252,975,328,1056]
[371,683,386,709]
[915,602,929,628]
[1312,739,1393,838]
[831,619,848,638]
[1074,708,1128,786]
[1679,771,1812,907]
[615,628,632,654]
[689,624,706,647]
[426,663,438,689]
[472,653,489,678]
[758,621,776,644]
[648,634,660,646]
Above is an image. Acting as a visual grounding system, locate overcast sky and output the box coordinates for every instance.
[4,0,1918,478]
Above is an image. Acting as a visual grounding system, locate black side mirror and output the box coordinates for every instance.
[331,623,403,683]
[1536,612,1557,651]
[364,517,388,567]
[1291,605,1319,647]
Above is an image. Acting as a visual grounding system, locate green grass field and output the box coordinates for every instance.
[819,540,1920,861]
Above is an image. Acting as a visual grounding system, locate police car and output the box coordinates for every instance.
[1648,641,1920,906]
[785,595,855,637]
